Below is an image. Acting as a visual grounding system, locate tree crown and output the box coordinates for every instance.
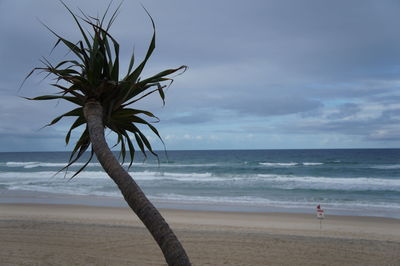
[25,1,186,177]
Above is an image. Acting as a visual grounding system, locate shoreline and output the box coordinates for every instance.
[1,202,399,241]
[1,203,399,265]
[1,189,399,219]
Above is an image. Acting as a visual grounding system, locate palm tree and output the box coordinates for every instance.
[24,2,191,266]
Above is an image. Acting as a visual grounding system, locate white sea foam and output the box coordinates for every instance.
[0,171,57,179]
[2,170,400,190]
[149,193,400,211]
[162,172,212,178]
[5,161,102,168]
[151,194,280,205]
[0,170,218,182]
[302,162,324,166]
[257,174,400,191]
[131,171,223,182]
[7,183,114,197]
[152,163,219,168]
[6,162,38,167]
[370,164,400,170]
[259,162,324,167]
[0,171,108,181]
[259,162,298,167]
[4,161,221,169]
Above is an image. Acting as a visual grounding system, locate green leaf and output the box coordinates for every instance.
[119,134,126,164]
[25,95,83,106]
[127,47,135,75]
[70,148,94,180]
[105,1,123,31]
[122,131,136,168]
[134,132,146,158]
[111,42,120,81]
[157,83,165,105]
[65,116,86,145]
[112,108,159,120]
[123,7,156,84]
[138,65,187,85]
[60,0,92,50]
[46,107,83,127]
[57,128,90,176]
[120,86,160,107]
[41,20,86,63]
[137,130,157,157]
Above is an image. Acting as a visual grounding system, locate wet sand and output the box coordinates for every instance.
[0,203,399,265]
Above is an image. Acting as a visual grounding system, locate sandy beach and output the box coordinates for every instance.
[0,203,399,265]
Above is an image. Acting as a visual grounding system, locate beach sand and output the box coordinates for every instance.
[0,203,399,265]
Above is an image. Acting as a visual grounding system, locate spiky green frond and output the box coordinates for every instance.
[25,1,187,175]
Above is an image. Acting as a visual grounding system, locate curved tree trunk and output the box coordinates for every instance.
[83,100,191,266]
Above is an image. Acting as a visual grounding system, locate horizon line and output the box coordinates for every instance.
[1,147,400,153]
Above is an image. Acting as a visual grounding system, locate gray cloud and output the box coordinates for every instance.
[1,0,400,150]
[368,129,400,141]
[279,104,400,142]
[163,112,215,125]
[369,94,400,105]
[327,103,361,119]
[220,94,323,116]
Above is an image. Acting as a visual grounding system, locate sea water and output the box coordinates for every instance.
[0,149,399,218]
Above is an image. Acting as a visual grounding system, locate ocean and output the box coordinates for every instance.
[0,149,399,218]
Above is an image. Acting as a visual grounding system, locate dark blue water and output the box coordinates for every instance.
[0,149,399,217]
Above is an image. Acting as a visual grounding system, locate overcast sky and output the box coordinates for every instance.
[1,0,400,151]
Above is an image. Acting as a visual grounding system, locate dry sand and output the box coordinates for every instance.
[0,203,399,265]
